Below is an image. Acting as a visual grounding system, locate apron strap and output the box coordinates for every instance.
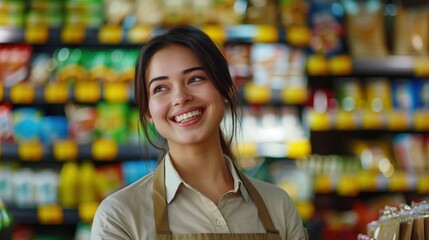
[235,167,279,234]
[153,160,172,236]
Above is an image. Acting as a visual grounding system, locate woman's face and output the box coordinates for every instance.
[145,44,225,147]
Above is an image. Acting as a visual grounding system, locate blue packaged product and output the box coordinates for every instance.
[414,78,429,109]
[309,0,346,56]
[391,79,418,111]
[40,116,69,144]
[13,108,42,142]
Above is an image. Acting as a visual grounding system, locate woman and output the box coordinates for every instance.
[91,25,308,240]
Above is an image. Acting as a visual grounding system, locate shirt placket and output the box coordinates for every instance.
[195,189,230,233]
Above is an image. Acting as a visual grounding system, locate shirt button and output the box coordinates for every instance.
[216,219,225,225]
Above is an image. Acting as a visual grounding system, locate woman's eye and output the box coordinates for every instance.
[153,85,167,94]
[189,76,203,84]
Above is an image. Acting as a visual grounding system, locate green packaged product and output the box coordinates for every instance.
[96,102,129,143]
[54,48,87,84]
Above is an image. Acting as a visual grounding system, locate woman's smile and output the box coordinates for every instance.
[172,107,204,124]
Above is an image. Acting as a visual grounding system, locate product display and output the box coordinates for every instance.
[1,0,429,239]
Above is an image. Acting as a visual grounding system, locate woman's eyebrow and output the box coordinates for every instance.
[148,66,205,87]
[183,66,204,74]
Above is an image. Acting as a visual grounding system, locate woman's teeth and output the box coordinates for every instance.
[175,110,202,123]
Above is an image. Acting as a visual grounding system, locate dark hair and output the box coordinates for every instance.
[134,25,241,163]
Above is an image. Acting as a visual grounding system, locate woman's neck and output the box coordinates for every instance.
[168,139,234,204]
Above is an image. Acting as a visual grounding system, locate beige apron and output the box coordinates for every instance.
[153,159,282,240]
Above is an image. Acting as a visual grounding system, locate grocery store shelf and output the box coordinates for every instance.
[314,172,429,196]
[7,206,78,225]
[0,24,289,45]
[304,108,429,132]
[307,55,428,77]
[1,82,308,105]
[0,139,160,161]
[0,138,311,161]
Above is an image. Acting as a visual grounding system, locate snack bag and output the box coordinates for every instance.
[13,108,42,143]
[334,78,365,111]
[66,104,97,144]
[135,0,164,25]
[245,0,278,25]
[364,78,392,112]
[0,44,32,87]
[96,102,129,143]
[393,2,429,56]
[224,43,252,89]
[308,0,346,56]
[87,50,117,83]
[54,48,87,84]
[342,0,387,58]
[0,104,13,142]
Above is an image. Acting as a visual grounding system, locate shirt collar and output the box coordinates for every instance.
[164,153,250,204]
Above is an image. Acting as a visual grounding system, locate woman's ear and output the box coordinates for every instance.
[146,111,153,123]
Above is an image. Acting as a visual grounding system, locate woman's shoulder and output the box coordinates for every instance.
[245,175,292,203]
[103,171,155,206]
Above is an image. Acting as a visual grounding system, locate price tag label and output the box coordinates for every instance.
[307,54,329,76]
[387,110,409,130]
[98,24,122,44]
[414,110,429,131]
[25,25,49,44]
[337,174,359,196]
[295,201,314,221]
[336,110,357,130]
[92,138,118,161]
[287,139,311,159]
[61,24,86,44]
[45,82,69,103]
[362,110,384,129]
[128,24,152,43]
[79,202,99,223]
[417,175,429,194]
[254,25,278,43]
[53,140,78,161]
[358,171,378,191]
[414,57,429,76]
[243,82,271,104]
[10,83,35,104]
[202,25,226,44]
[75,82,100,103]
[306,109,331,131]
[104,82,129,102]
[286,25,311,47]
[281,87,307,104]
[314,174,333,193]
[38,204,63,224]
[388,172,409,192]
[329,55,352,75]
[18,141,43,161]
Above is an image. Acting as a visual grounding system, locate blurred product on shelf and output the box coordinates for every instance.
[393,2,429,56]
[0,159,156,209]
[342,0,387,58]
[0,44,32,87]
[308,0,346,57]
[0,197,13,239]
[393,134,429,173]
[245,0,278,25]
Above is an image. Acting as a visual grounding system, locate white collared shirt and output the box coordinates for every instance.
[91,154,307,240]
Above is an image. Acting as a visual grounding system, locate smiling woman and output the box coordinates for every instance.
[91,25,308,240]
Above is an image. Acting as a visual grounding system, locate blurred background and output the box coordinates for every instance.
[0,0,429,239]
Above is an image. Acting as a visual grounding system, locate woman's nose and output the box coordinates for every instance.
[172,88,194,106]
